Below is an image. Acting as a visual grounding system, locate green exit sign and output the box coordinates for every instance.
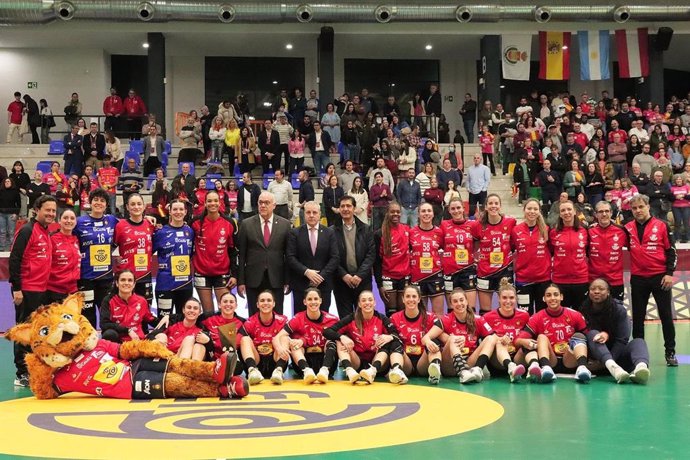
[27,82,37,89]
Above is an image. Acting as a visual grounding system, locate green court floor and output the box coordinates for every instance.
[0,323,687,460]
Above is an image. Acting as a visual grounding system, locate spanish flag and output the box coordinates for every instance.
[539,31,571,80]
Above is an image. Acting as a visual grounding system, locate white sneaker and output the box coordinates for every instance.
[527,362,542,382]
[541,365,556,383]
[428,362,441,385]
[247,367,264,385]
[508,362,526,383]
[387,367,408,385]
[316,366,330,383]
[482,366,491,380]
[303,367,316,384]
[575,365,592,383]
[630,363,650,385]
[270,367,284,385]
[13,374,29,387]
[470,366,484,382]
[610,364,630,384]
[359,366,377,384]
[459,369,476,384]
[345,367,360,383]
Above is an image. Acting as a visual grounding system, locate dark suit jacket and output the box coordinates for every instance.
[174,173,197,196]
[331,218,375,280]
[258,129,281,154]
[286,224,339,291]
[236,183,261,213]
[143,135,166,163]
[63,133,83,159]
[237,213,291,288]
[307,129,333,153]
[82,133,106,159]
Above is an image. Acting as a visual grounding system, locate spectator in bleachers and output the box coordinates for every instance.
[424,176,444,227]
[218,99,240,126]
[459,93,477,143]
[305,89,320,121]
[141,113,162,137]
[341,120,360,165]
[369,171,392,232]
[426,84,442,138]
[287,130,305,176]
[652,154,673,184]
[103,87,124,134]
[296,169,314,223]
[323,174,344,226]
[97,154,119,215]
[290,88,307,123]
[39,98,54,144]
[223,118,240,173]
[308,120,332,176]
[55,174,78,215]
[118,157,143,215]
[63,92,82,129]
[273,89,290,115]
[584,162,605,206]
[174,162,197,197]
[83,122,105,171]
[258,119,280,174]
[77,175,94,216]
[267,169,293,221]
[22,94,40,145]
[192,177,208,218]
[0,177,20,250]
[199,105,212,157]
[647,170,672,222]
[179,116,202,165]
[168,176,191,219]
[338,160,358,192]
[208,115,226,163]
[43,161,67,195]
[62,125,83,177]
[436,158,461,192]
[143,124,165,176]
[368,157,395,193]
[26,170,49,216]
[75,118,88,137]
[105,130,123,171]
[9,161,30,217]
[124,88,147,140]
[237,171,261,221]
[225,179,238,218]
[397,168,421,227]
[348,176,369,225]
[6,91,24,144]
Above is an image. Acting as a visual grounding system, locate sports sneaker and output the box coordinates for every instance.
[470,366,484,382]
[459,369,476,384]
[303,367,316,384]
[359,366,377,384]
[212,352,236,384]
[508,362,526,383]
[247,367,264,385]
[345,367,360,383]
[387,367,408,385]
[665,352,679,367]
[527,363,542,382]
[630,363,651,385]
[610,364,630,384]
[13,374,29,387]
[428,362,441,385]
[541,365,556,383]
[270,367,284,385]
[219,376,250,399]
[316,366,330,383]
[482,366,491,380]
[575,365,592,383]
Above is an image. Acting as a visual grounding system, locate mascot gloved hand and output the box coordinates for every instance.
[5,293,249,400]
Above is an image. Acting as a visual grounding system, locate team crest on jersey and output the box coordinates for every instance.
[220,228,226,236]
[650,234,658,241]
[93,248,108,263]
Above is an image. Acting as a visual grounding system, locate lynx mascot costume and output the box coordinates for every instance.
[6,294,248,400]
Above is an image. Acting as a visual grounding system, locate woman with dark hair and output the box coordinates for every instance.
[0,177,20,251]
[374,202,410,316]
[46,208,80,303]
[409,92,426,128]
[323,174,344,226]
[22,94,40,144]
[9,161,30,217]
[39,98,54,143]
[409,203,445,316]
[77,175,93,215]
[584,162,605,206]
[153,297,211,361]
[201,291,246,374]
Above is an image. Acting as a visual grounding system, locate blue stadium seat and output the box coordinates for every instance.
[128,140,144,154]
[178,162,195,176]
[147,174,157,190]
[263,173,275,189]
[47,140,64,155]
[205,174,221,189]
[291,173,300,189]
[233,164,241,178]
[123,151,140,169]
[36,161,53,175]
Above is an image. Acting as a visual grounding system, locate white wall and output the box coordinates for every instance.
[166,55,205,139]
[0,48,109,143]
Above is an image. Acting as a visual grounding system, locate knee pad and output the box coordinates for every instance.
[569,332,587,349]
[101,329,120,343]
[325,341,337,354]
[381,338,403,355]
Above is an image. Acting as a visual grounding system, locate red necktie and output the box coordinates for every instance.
[263,220,271,246]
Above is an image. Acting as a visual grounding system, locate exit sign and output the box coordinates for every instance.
[27,82,37,89]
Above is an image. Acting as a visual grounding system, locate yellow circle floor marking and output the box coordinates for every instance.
[0,381,503,459]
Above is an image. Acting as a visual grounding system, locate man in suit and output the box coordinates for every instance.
[331,195,375,318]
[258,119,282,174]
[237,191,291,315]
[296,169,314,224]
[142,124,165,176]
[63,124,83,176]
[236,171,261,221]
[173,162,197,197]
[286,201,339,314]
[82,122,106,171]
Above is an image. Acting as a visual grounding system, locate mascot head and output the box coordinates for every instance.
[5,293,98,369]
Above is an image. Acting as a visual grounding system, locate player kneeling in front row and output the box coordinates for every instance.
[581,279,651,384]
[515,284,591,383]
[151,297,213,361]
[423,288,497,384]
[239,291,288,385]
[274,288,340,384]
[201,292,246,376]
[324,290,408,384]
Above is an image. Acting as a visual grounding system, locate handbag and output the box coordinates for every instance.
[19,115,29,135]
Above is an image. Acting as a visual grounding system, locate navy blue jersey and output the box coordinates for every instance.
[153,224,194,291]
[74,214,118,280]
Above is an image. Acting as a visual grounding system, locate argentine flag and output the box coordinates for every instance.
[578,30,610,80]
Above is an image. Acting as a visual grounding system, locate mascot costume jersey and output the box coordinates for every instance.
[5,294,249,400]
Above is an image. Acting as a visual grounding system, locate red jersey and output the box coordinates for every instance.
[376,224,411,281]
[193,189,207,217]
[201,313,245,358]
[124,95,147,117]
[483,309,530,354]
[42,172,67,195]
[165,320,204,354]
[588,223,627,285]
[511,222,551,283]
[440,219,477,274]
[7,100,23,124]
[47,232,81,294]
[103,95,124,116]
[9,219,52,292]
[240,312,288,355]
[434,313,494,355]
[625,217,674,277]
[114,219,154,279]
[549,226,589,284]
[390,311,436,356]
[191,215,236,276]
[97,166,120,195]
[472,216,516,277]
[285,311,339,351]
[105,293,154,341]
[409,225,443,282]
[519,307,588,355]
[53,339,132,399]
[335,312,397,362]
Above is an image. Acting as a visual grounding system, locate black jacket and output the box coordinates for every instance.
[331,218,376,280]
[0,188,21,214]
[299,180,315,204]
[258,128,281,154]
[236,183,261,213]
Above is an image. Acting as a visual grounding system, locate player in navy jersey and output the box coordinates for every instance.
[323,290,408,385]
[152,297,212,361]
[191,190,238,314]
[409,203,446,316]
[74,188,118,327]
[274,288,340,383]
[153,199,194,317]
[390,285,441,384]
[201,292,246,376]
[515,284,592,383]
[239,291,289,385]
[441,197,478,311]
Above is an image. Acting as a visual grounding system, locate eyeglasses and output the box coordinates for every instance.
[596,210,611,214]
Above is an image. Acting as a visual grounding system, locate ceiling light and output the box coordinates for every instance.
[286,43,293,50]
[425,44,433,50]
[272,81,278,85]
[142,43,149,49]
[562,45,568,50]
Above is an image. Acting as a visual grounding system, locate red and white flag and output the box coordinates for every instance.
[616,28,649,78]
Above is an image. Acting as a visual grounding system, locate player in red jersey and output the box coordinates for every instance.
[239,290,289,385]
[409,203,445,316]
[390,285,442,383]
[511,198,551,313]
[274,287,340,384]
[441,197,478,310]
[423,289,497,384]
[472,194,516,314]
[483,283,528,382]
[549,200,589,310]
[152,298,211,361]
[324,290,408,384]
[201,292,245,374]
[588,200,627,301]
[114,193,155,305]
[46,209,81,303]
[515,284,592,383]
[191,190,238,314]
[374,202,411,315]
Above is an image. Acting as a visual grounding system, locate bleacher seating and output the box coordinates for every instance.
[36,161,53,175]
[47,140,64,156]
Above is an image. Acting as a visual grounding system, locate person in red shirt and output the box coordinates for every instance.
[153,297,211,361]
[423,289,497,384]
[588,200,627,301]
[201,292,245,365]
[100,270,160,343]
[97,154,120,215]
[409,203,445,316]
[46,209,80,303]
[193,177,208,217]
[6,91,24,143]
[274,287,339,383]
[549,200,589,310]
[374,202,410,316]
[441,197,478,309]
[124,88,147,140]
[239,290,289,385]
[516,284,591,383]
[511,198,551,313]
[102,87,124,133]
[472,193,516,314]
[391,286,441,383]
[43,161,68,195]
[324,290,408,384]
